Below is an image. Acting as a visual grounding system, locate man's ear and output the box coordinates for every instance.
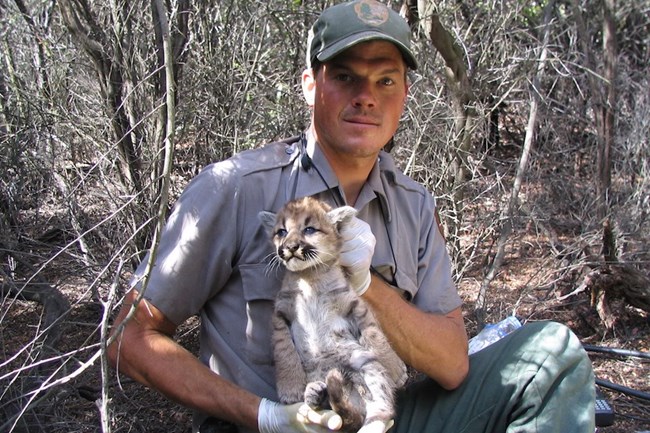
[302,68,316,107]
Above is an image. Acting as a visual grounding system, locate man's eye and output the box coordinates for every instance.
[380,77,395,86]
[336,74,353,82]
[276,228,288,237]
[303,227,318,235]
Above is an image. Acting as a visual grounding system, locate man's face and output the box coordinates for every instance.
[303,40,408,161]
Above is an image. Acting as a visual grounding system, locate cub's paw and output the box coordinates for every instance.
[304,381,328,409]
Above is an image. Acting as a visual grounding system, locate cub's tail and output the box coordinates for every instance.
[326,368,366,433]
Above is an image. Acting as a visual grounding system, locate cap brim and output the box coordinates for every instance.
[316,31,418,70]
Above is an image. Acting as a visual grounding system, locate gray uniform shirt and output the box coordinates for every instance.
[133,135,461,429]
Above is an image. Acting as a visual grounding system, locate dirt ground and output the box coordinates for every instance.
[457,256,650,433]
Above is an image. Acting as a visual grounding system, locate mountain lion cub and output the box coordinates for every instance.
[259,197,407,432]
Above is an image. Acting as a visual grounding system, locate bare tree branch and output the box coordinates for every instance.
[58,0,142,193]
[409,0,477,259]
[475,0,556,326]
[12,0,51,96]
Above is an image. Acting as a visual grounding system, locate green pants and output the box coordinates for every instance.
[394,321,596,433]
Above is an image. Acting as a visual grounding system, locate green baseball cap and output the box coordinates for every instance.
[307,0,418,70]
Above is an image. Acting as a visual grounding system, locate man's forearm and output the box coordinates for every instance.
[108,292,261,430]
[115,333,260,428]
[362,276,469,390]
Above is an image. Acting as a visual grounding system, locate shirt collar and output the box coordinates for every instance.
[289,131,393,222]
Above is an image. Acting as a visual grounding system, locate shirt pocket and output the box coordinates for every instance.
[240,263,284,366]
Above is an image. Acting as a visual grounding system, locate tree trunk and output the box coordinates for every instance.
[597,0,617,221]
[58,0,142,194]
[13,0,53,97]
[150,0,190,204]
[475,0,556,326]
[572,0,618,222]
[407,0,476,260]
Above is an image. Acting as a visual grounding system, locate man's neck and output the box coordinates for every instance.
[320,146,376,206]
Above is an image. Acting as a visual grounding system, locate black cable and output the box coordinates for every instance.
[583,344,650,360]
[596,378,650,401]
[585,345,650,401]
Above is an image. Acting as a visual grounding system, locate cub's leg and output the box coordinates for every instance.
[358,360,395,427]
[326,368,365,432]
[272,312,306,404]
[354,303,407,388]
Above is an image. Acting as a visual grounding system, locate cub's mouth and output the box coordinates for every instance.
[280,250,315,272]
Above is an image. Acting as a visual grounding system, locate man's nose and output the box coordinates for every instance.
[352,80,376,108]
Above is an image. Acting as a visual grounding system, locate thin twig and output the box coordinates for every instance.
[98,260,121,433]
[475,0,556,326]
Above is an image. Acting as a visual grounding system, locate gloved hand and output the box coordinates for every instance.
[338,216,375,296]
[258,398,343,433]
[358,419,395,433]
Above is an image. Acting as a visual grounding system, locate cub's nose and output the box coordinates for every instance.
[279,243,301,261]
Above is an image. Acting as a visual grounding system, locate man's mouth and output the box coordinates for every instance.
[344,116,379,126]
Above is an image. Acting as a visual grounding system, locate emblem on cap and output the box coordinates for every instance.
[354,0,389,26]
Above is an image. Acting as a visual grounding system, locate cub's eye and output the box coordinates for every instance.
[303,226,318,235]
[275,228,288,238]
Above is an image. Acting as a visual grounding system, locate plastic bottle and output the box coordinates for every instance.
[468,316,522,355]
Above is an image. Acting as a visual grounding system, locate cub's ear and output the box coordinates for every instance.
[326,206,357,229]
[258,211,277,233]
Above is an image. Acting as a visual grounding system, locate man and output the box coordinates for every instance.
[108,1,595,432]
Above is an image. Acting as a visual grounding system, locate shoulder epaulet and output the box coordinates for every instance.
[231,136,301,176]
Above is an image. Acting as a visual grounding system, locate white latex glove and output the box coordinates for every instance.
[358,419,395,433]
[339,216,376,296]
[258,398,343,433]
